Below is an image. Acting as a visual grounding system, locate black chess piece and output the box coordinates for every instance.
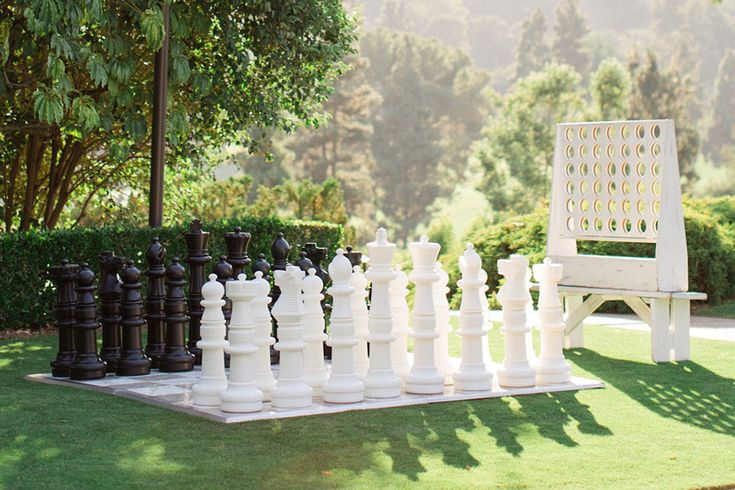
[117,260,152,376]
[49,260,78,377]
[159,257,195,372]
[184,219,211,365]
[270,233,290,363]
[70,264,107,380]
[344,246,363,269]
[251,253,271,282]
[213,255,233,368]
[98,251,125,372]
[224,226,251,278]
[304,242,329,286]
[144,238,167,368]
[294,247,315,272]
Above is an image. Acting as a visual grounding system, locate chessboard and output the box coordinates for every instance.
[26,361,604,424]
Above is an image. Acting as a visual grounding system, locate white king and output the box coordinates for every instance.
[533,258,572,385]
[364,228,402,398]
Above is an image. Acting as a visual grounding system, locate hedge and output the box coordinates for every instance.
[0,216,343,329]
[446,196,735,308]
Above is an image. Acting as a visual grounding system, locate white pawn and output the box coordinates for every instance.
[349,264,370,379]
[220,274,263,413]
[533,258,572,385]
[433,262,453,384]
[192,274,229,407]
[404,236,444,395]
[453,244,492,391]
[389,265,411,380]
[323,249,365,403]
[364,228,402,398]
[302,268,328,396]
[496,255,536,388]
[251,271,276,401]
[271,266,313,409]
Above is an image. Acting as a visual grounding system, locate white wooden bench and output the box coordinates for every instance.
[545,119,706,362]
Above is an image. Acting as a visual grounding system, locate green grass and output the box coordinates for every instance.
[1,325,734,489]
[695,299,735,318]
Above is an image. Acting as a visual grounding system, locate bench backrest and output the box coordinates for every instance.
[547,119,688,292]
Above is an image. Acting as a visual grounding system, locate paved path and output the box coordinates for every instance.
[464,310,735,342]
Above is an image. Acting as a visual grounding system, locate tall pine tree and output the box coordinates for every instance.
[552,0,590,76]
[590,58,631,120]
[514,9,549,80]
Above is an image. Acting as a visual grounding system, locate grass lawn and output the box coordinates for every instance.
[1,324,734,489]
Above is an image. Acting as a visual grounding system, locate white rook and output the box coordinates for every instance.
[496,255,536,388]
[364,228,402,398]
[453,244,492,391]
[404,236,444,395]
[433,262,453,384]
[271,266,313,409]
[389,265,411,380]
[251,271,276,401]
[323,250,365,403]
[533,258,572,385]
[192,274,229,407]
[220,274,263,413]
[350,264,370,379]
[302,268,328,396]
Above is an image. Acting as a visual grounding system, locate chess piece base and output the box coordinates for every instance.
[271,382,313,409]
[220,386,264,413]
[50,354,76,378]
[70,358,107,380]
[364,372,402,399]
[535,362,572,385]
[497,365,536,388]
[322,376,364,404]
[404,371,444,395]
[453,369,493,392]
[116,356,152,376]
[100,348,121,373]
[145,344,166,369]
[192,379,228,406]
[159,352,195,372]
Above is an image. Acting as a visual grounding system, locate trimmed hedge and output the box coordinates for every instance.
[447,196,735,308]
[0,216,343,329]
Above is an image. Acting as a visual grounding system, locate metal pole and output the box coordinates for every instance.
[149,2,170,228]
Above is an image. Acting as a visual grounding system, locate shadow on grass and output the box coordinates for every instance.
[571,349,735,436]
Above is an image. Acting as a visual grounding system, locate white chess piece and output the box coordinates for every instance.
[496,255,536,388]
[478,267,492,366]
[364,228,402,398]
[404,236,444,395]
[220,274,263,413]
[433,261,453,384]
[251,271,276,401]
[192,274,229,407]
[389,265,411,380]
[452,244,492,391]
[533,258,572,385]
[349,264,370,379]
[323,249,365,403]
[271,266,313,409]
[302,268,328,396]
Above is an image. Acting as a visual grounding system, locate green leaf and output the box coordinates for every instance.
[32,88,64,124]
[171,54,190,85]
[141,7,165,51]
[50,33,73,58]
[46,55,65,80]
[109,59,133,84]
[0,19,10,65]
[124,112,147,141]
[86,53,107,87]
[71,96,100,132]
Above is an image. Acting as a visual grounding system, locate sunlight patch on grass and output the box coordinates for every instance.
[117,439,185,474]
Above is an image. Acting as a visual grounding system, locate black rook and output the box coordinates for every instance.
[185,219,211,364]
[144,237,167,367]
[49,260,78,377]
[70,264,107,380]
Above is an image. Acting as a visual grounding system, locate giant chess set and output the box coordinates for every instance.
[28,221,603,423]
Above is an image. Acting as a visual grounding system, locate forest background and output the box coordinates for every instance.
[3,0,734,251]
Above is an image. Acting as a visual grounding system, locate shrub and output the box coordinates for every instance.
[448,198,735,308]
[0,217,342,329]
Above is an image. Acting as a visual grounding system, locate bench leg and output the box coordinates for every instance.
[671,299,690,361]
[564,295,584,348]
[650,298,671,362]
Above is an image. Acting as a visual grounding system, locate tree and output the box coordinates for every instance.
[0,1,356,231]
[707,50,735,159]
[474,63,583,214]
[627,50,700,186]
[251,177,348,227]
[551,0,590,76]
[590,57,631,120]
[514,9,549,80]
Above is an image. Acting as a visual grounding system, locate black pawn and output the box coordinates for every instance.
[49,260,79,377]
[224,226,251,278]
[159,257,195,372]
[251,253,271,282]
[213,255,233,368]
[270,233,290,363]
[294,247,315,272]
[184,219,211,365]
[70,264,107,380]
[144,237,167,368]
[98,251,125,372]
[117,261,152,376]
